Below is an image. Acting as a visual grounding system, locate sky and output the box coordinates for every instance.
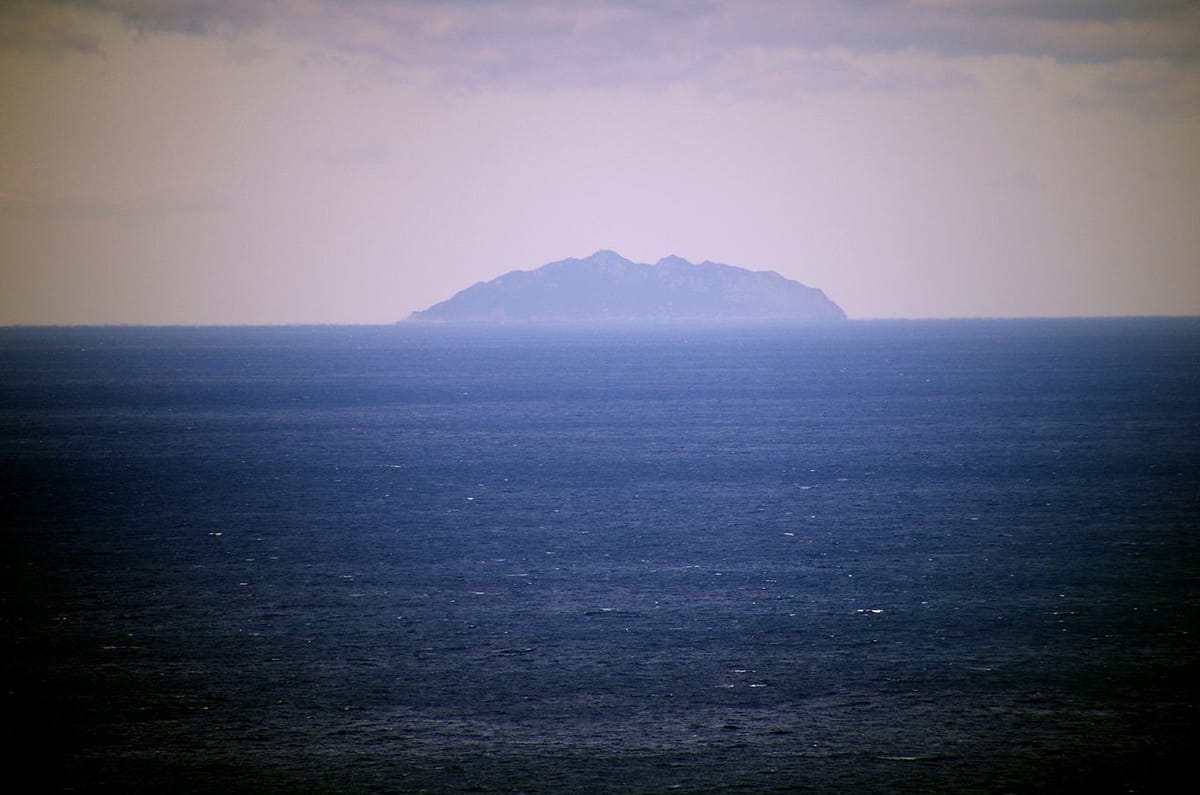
[1,1,1199,323]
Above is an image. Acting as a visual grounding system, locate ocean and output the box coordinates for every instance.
[2,319,1197,793]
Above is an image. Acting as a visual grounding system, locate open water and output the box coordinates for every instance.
[2,319,1198,793]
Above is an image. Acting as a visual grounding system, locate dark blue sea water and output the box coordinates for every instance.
[2,319,1198,793]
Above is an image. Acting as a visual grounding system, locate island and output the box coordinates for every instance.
[406,250,846,323]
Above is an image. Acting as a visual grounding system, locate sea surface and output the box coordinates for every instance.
[2,319,1198,794]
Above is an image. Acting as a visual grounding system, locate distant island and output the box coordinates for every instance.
[406,250,846,323]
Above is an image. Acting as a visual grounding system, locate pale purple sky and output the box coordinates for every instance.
[2,1,1199,323]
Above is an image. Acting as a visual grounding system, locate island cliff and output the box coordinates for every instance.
[407,250,846,323]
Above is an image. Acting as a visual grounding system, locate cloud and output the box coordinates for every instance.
[76,0,267,37]
[705,47,977,100]
[7,2,1199,93]
[707,1,1200,62]
[1065,60,1200,118]
[938,0,1194,25]
[0,2,102,56]
[258,1,994,95]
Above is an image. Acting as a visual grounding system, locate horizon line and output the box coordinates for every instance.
[4,314,1200,330]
